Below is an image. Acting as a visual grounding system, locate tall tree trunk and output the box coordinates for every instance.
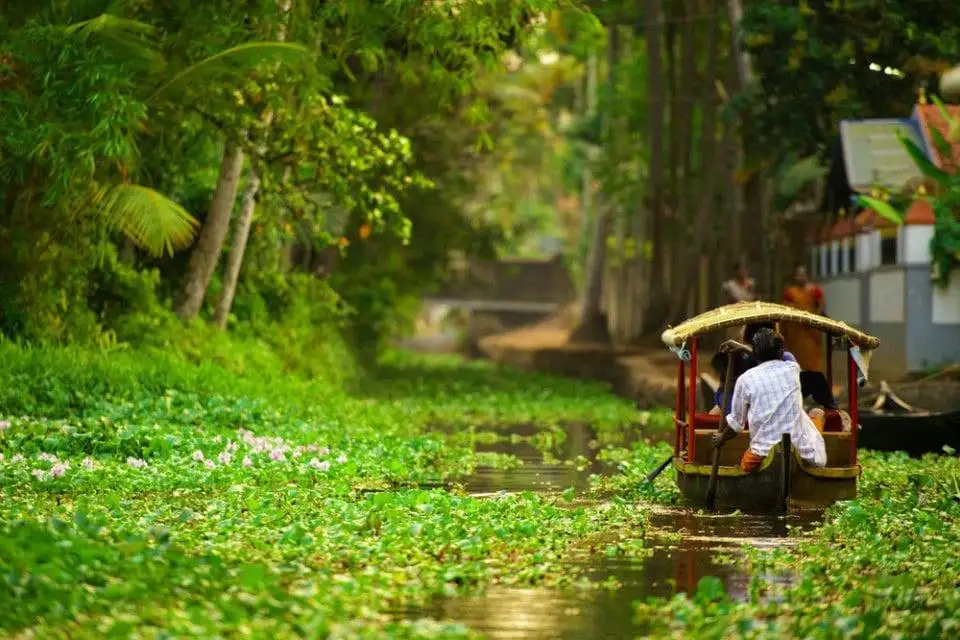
[667,0,722,324]
[213,0,292,328]
[573,48,609,341]
[577,53,599,268]
[176,143,244,321]
[726,0,759,290]
[213,170,260,327]
[642,0,667,332]
[667,0,699,314]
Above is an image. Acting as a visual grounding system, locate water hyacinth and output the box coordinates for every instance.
[11,454,24,464]
[82,457,94,470]
[50,462,68,478]
[192,450,205,462]
[0,419,10,430]
[308,457,330,472]
[126,457,147,469]
[31,468,45,480]
[218,452,232,465]
[336,454,348,464]
[269,448,286,462]
[242,456,253,468]
[204,459,216,470]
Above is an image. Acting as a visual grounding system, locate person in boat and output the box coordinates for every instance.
[712,327,827,472]
[710,322,843,418]
[781,265,826,372]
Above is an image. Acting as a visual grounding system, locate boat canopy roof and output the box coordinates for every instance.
[661,301,881,350]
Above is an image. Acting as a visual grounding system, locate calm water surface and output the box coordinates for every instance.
[400,422,821,639]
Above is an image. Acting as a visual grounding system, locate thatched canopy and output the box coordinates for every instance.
[661,301,881,350]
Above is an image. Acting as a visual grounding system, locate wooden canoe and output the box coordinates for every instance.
[674,430,859,513]
[857,381,960,457]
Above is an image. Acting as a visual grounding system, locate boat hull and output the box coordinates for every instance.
[674,450,858,512]
[859,410,960,457]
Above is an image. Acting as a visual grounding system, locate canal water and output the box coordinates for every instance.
[400,422,821,639]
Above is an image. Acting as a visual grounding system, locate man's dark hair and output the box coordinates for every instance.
[743,321,776,346]
[751,327,785,362]
[732,261,741,273]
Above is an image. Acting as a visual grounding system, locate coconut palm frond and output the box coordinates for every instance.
[150,42,310,102]
[95,184,198,257]
[65,14,160,65]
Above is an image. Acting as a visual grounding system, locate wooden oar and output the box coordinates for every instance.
[779,433,792,514]
[645,454,673,484]
[705,354,738,511]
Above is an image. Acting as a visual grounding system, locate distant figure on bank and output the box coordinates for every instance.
[712,328,827,473]
[722,262,756,305]
[781,265,825,372]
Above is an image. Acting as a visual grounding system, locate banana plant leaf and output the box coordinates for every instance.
[855,195,905,225]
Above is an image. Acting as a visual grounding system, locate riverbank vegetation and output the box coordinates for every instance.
[0,345,653,636]
[634,448,960,638]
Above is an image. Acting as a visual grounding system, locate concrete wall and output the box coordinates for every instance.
[904,266,960,371]
[821,276,861,325]
[821,229,960,376]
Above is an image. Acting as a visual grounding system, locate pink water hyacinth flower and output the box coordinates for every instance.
[0,454,5,462]
[38,452,58,463]
[336,454,348,464]
[31,468,46,480]
[269,449,286,462]
[204,459,216,470]
[308,458,330,472]
[293,446,305,459]
[226,441,239,454]
[317,447,330,456]
[11,454,24,464]
[51,462,68,478]
[127,457,147,469]
[0,419,10,430]
[82,457,94,470]
[192,450,205,462]
[242,456,253,468]
[218,452,232,465]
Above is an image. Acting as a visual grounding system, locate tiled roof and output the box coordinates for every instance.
[828,216,857,239]
[912,104,960,171]
[903,198,935,225]
[854,208,896,230]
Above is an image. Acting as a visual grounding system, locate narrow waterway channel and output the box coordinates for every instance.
[400,422,822,639]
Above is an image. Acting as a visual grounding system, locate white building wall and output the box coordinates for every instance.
[869,269,905,323]
[932,277,960,325]
[902,225,934,265]
[822,277,861,325]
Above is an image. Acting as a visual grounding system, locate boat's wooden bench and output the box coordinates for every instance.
[686,411,853,466]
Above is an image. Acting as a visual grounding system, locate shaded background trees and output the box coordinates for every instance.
[2,0,959,361]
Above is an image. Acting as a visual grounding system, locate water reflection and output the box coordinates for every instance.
[402,422,821,639]
[411,511,817,640]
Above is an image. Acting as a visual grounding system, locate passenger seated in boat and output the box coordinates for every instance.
[709,323,848,430]
[712,328,827,472]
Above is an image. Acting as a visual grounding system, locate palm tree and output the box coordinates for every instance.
[1,7,307,259]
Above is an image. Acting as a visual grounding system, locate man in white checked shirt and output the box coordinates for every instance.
[712,328,827,473]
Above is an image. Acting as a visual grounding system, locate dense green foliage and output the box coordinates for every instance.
[634,449,960,638]
[3,345,960,637]
[738,0,960,162]
[0,345,649,636]
[0,0,600,354]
